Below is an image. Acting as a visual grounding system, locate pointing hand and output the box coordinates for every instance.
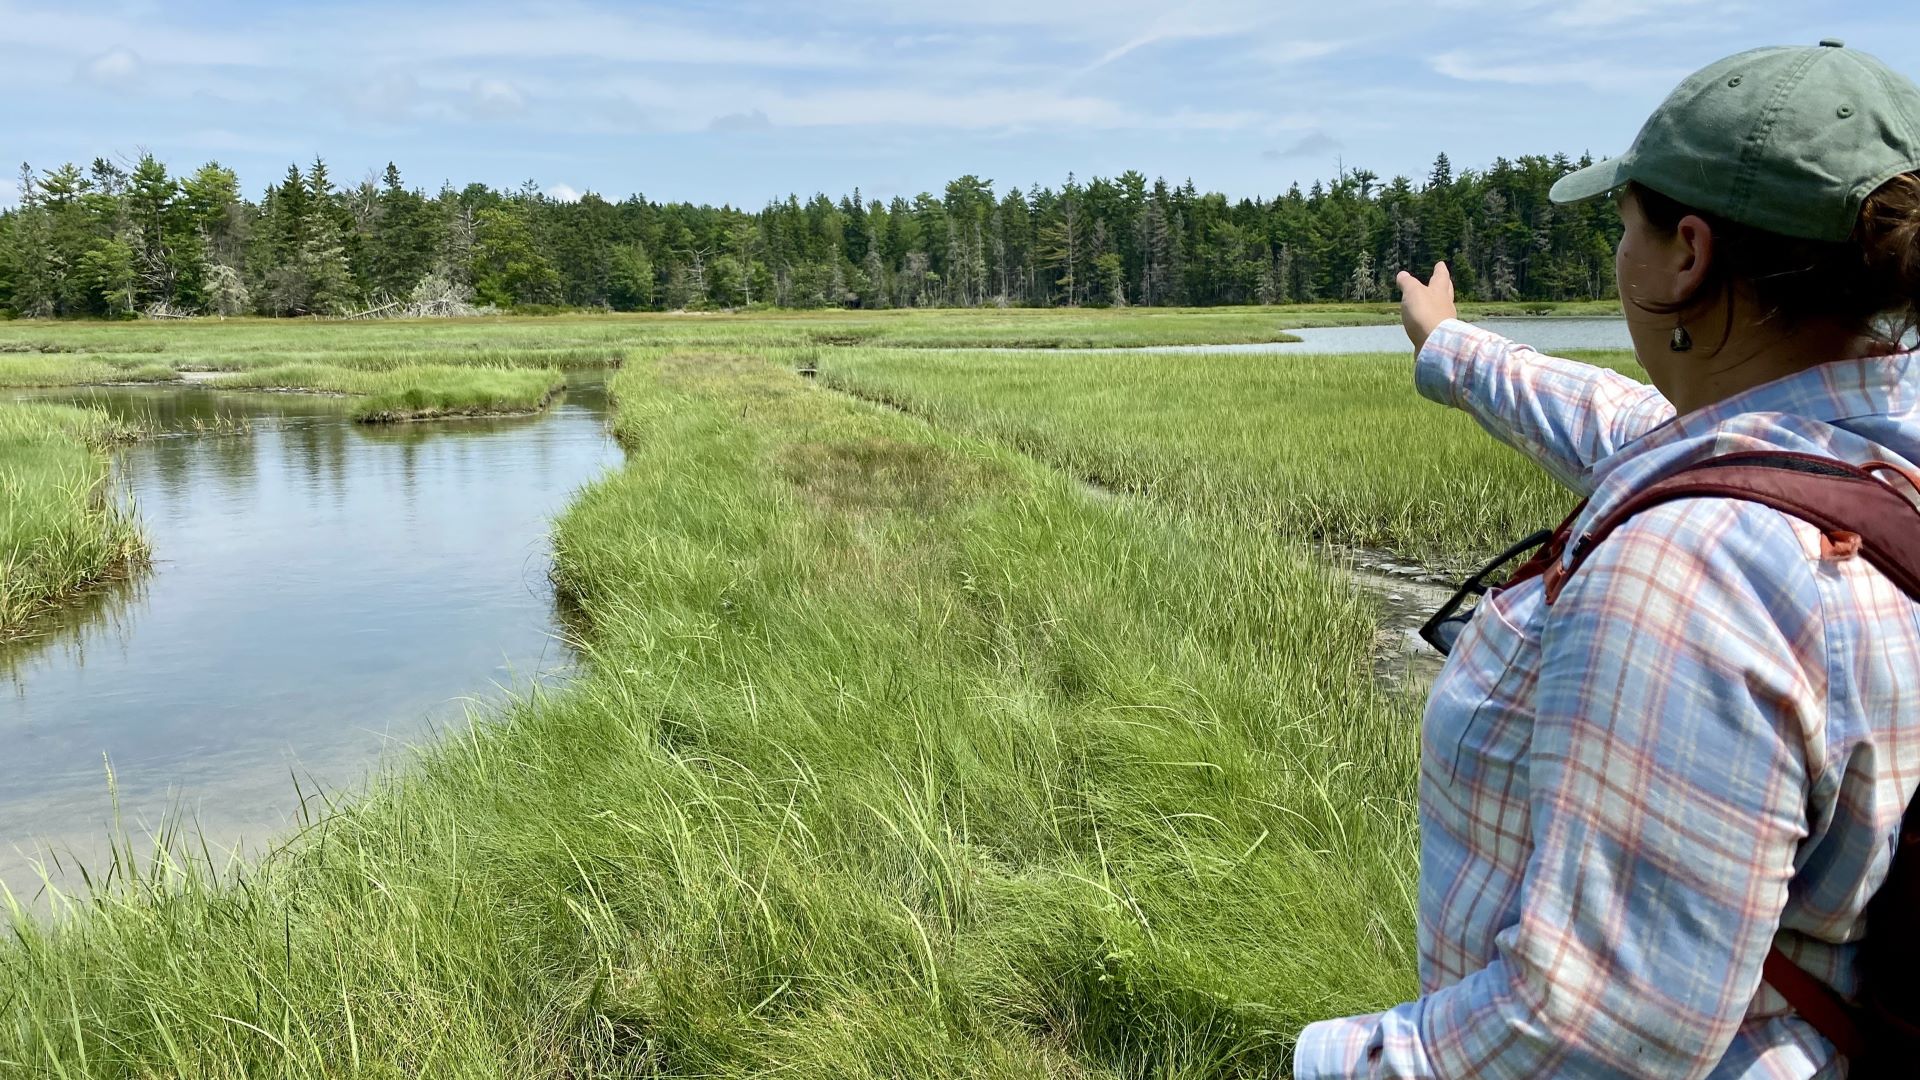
[1395,262,1458,353]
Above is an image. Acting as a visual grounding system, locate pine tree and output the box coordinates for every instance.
[181,164,246,261]
[862,245,886,309]
[3,164,57,316]
[78,236,137,316]
[1136,199,1175,307]
[1256,248,1289,305]
[38,164,96,315]
[1346,251,1377,302]
[1040,175,1084,306]
[125,154,182,309]
[1482,189,1518,301]
[370,163,434,300]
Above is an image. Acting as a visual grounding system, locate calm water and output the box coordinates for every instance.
[0,382,622,899]
[1129,317,1636,354]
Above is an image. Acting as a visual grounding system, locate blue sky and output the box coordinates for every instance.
[4,1,1918,209]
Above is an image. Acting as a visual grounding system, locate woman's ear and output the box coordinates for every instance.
[1671,214,1717,307]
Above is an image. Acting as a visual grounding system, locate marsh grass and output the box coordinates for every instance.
[0,351,1422,1076]
[816,346,1647,568]
[0,356,178,387]
[0,301,1623,363]
[209,364,567,422]
[0,403,147,636]
[169,346,626,373]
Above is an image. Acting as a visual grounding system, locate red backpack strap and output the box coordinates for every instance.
[1764,948,1870,1062]
[1543,451,1920,606]
[1540,450,1920,1064]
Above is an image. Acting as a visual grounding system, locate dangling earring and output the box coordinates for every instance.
[1670,319,1694,353]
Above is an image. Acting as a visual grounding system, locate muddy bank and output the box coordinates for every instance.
[1338,549,1457,692]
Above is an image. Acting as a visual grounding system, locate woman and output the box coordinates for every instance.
[1294,41,1920,1078]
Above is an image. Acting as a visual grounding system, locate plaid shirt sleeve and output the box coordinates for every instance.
[1294,497,1821,1079]
[1413,319,1676,493]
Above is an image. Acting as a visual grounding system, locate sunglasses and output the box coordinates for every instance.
[1419,529,1555,657]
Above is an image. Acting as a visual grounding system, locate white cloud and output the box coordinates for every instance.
[79,47,141,85]
[1431,50,1687,94]
[544,183,582,202]
[721,89,1263,134]
[1252,40,1348,66]
[360,8,863,71]
[709,109,774,133]
[0,176,19,208]
[1428,0,1735,32]
[1263,131,1344,161]
[1550,0,1726,29]
[582,71,1280,136]
[349,70,421,119]
[829,0,1268,33]
[1079,12,1258,75]
[179,128,304,156]
[468,78,526,117]
[4,5,266,66]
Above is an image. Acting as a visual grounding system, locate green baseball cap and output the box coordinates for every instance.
[1550,40,1920,242]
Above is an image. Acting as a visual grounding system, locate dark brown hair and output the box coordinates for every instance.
[1629,174,1920,346]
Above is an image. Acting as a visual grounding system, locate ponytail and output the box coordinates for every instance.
[1855,173,1920,345]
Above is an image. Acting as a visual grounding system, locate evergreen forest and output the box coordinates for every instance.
[0,151,1622,318]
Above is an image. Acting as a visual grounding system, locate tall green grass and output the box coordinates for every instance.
[0,403,147,636]
[209,364,567,422]
[0,352,1419,1076]
[0,356,177,387]
[817,346,1646,567]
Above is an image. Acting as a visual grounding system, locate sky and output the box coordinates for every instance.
[4,0,1919,210]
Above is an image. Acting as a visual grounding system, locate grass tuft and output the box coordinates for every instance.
[0,403,148,636]
[208,363,566,422]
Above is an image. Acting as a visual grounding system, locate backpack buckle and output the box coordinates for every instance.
[1543,557,1569,605]
[1822,531,1865,561]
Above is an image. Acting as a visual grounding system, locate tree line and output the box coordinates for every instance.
[0,151,1622,318]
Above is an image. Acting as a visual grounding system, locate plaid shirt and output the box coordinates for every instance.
[1294,320,1920,1079]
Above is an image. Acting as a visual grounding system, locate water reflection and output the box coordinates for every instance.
[0,382,622,900]
[0,576,148,689]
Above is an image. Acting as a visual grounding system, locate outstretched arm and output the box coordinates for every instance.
[1396,265,1674,494]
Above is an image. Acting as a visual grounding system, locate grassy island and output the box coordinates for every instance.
[209,363,568,422]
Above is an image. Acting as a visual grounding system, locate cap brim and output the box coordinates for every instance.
[1548,156,1631,204]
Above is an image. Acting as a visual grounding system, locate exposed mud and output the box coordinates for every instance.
[1337,549,1457,693]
